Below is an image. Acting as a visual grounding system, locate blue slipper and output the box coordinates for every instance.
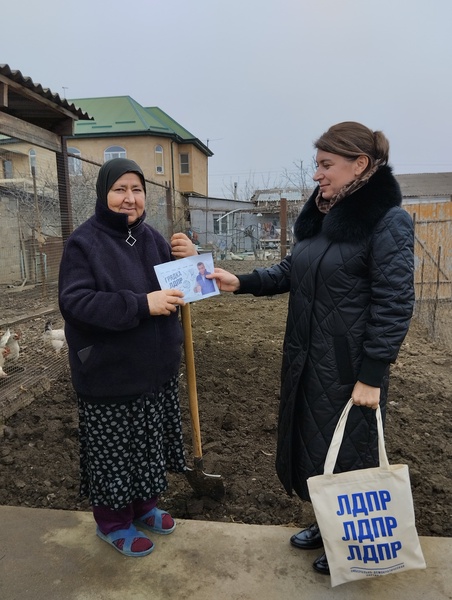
[134,507,176,535]
[96,525,154,557]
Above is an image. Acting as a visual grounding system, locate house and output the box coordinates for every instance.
[67,96,212,197]
[251,187,313,249]
[187,187,313,258]
[64,96,213,238]
[188,194,259,256]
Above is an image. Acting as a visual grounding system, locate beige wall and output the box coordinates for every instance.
[67,135,208,195]
[0,142,56,187]
[0,194,22,283]
[177,144,208,195]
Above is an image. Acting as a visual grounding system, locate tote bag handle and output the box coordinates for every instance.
[323,398,390,474]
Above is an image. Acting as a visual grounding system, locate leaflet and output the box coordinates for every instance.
[154,253,219,303]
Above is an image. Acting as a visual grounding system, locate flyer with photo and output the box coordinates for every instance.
[154,253,220,303]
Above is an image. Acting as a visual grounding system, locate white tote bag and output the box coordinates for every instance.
[307,398,426,587]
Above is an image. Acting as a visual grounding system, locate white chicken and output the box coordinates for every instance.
[43,320,66,354]
[0,329,12,377]
[0,347,8,378]
[5,329,21,361]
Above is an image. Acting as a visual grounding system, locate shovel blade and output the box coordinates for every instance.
[185,466,225,501]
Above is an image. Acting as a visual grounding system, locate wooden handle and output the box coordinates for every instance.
[181,303,203,460]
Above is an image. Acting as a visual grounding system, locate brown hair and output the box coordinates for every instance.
[314,121,389,172]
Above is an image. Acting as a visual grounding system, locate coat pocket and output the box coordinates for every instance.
[333,335,355,384]
[77,342,106,374]
[77,345,93,364]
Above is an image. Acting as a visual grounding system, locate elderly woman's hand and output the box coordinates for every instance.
[171,233,198,258]
[147,289,185,316]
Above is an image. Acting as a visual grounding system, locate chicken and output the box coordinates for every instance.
[0,328,10,346]
[4,329,21,362]
[0,329,11,377]
[0,345,9,377]
[43,320,66,354]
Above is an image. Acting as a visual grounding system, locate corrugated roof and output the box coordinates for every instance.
[252,187,314,203]
[395,172,452,197]
[0,64,91,121]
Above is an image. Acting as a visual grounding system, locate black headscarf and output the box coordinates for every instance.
[96,158,146,205]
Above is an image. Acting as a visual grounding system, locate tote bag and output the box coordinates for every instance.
[307,398,426,587]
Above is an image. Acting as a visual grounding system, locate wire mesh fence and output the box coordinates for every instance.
[1,140,451,423]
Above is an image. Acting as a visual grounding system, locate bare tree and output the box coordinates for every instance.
[221,171,282,201]
[4,160,102,237]
[280,158,316,201]
[220,159,315,203]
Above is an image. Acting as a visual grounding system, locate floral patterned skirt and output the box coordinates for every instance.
[77,375,186,510]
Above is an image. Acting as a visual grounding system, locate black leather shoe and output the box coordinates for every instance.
[290,522,323,550]
[313,552,330,575]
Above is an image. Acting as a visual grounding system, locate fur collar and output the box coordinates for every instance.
[294,166,402,243]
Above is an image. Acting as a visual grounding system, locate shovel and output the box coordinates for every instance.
[181,303,225,501]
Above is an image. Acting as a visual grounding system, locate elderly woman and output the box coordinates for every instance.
[208,122,415,576]
[59,158,197,557]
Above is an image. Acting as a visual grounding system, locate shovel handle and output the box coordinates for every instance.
[181,303,203,461]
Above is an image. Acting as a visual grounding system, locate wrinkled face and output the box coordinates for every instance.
[313,150,366,200]
[107,172,145,224]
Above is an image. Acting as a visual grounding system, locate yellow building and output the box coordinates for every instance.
[67,96,212,196]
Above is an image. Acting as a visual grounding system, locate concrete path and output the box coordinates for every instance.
[0,506,450,600]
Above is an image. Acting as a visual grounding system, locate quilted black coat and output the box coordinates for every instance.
[236,166,414,500]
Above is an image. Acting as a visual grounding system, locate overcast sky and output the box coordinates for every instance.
[2,0,452,197]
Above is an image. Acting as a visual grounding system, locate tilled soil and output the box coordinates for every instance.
[1,261,451,537]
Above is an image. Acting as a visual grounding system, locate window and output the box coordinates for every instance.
[155,145,164,174]
[2,159,13,179]
[104,145,126,161]
[180,152,190,174]
[29,149,37,175]
[67,147,82,175]
[213,213,229,235]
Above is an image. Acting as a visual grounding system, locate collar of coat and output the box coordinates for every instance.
[94,200,146,237]
[294,165,402,244]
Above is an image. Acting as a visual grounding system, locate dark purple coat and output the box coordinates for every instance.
[58,169,182,400]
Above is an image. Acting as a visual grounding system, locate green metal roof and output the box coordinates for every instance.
[145,106,195,141]
[69,96,212,155]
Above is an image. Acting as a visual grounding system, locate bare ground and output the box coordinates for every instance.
[0,260,451,537]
